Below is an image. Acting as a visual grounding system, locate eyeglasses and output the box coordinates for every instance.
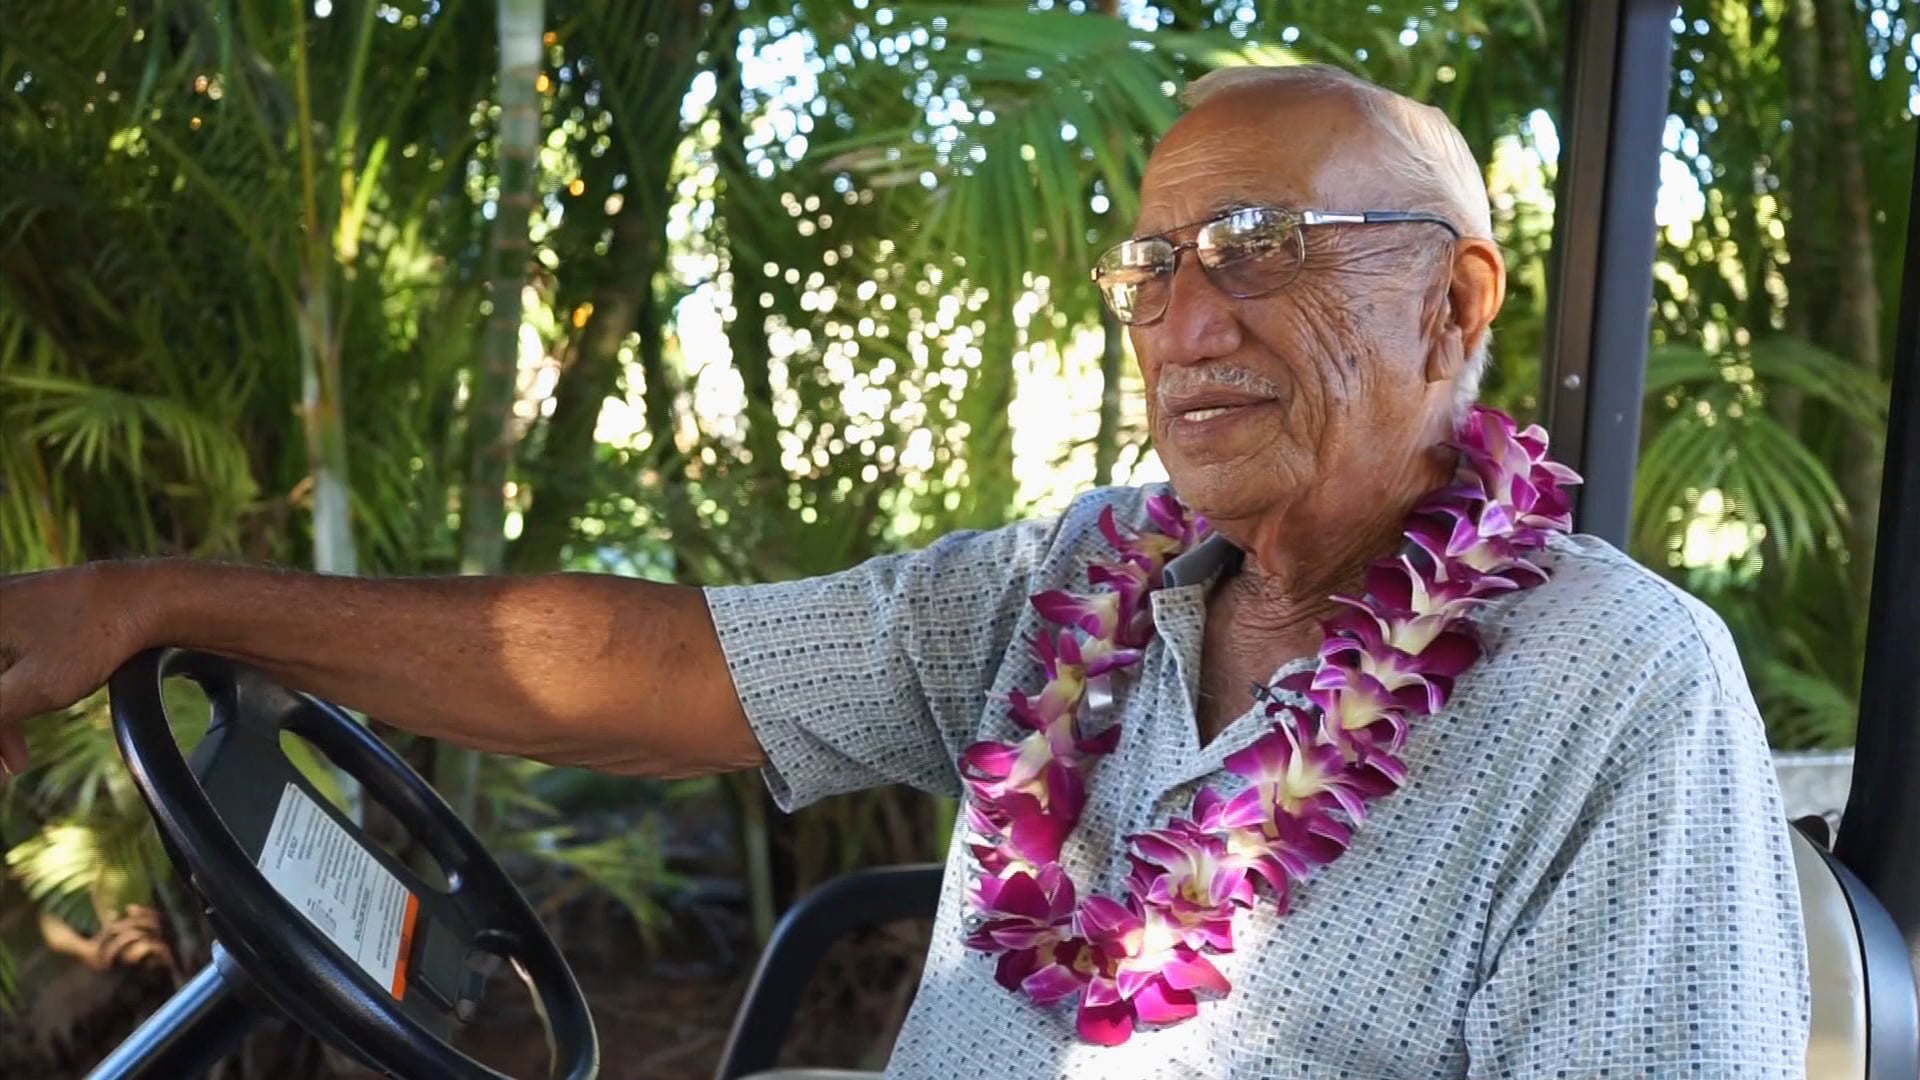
[1090,205,1460,326]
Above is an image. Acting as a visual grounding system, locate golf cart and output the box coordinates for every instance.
[76,1,1918,1077]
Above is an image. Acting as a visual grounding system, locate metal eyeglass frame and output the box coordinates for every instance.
[1090,206,1461,326]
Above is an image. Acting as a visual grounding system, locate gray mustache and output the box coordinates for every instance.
[1154,367,1287,409]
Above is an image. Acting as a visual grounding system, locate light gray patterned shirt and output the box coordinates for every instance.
[705,484,1810,1078]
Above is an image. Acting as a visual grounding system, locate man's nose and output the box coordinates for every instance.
[1150,256,1244,364]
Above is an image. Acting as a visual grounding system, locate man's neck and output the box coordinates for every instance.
[1204,453,1454,657]
[1215,512,1403,653]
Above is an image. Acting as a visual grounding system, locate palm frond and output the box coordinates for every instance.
[1635,337,1887,573]
[500,819,689,954]
[0,940,17,1015]
[1752,659,1858,749]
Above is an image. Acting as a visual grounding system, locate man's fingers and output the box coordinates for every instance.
[0,670,34,776]
[0,722,26,778]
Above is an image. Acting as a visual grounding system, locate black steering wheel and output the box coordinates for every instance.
[93,648,599,1080]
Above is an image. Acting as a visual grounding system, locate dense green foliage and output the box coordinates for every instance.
[0,0,1909,1065]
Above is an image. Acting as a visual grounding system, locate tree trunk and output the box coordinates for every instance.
[1089,0,1130,489]
[509,210,654,572]
[509,2,706,573]
[635,222,686,493]
[298,292,358,581]
[1775,0,1828,432]
[1093,307,1125,486]
[715,24,783,487]
[1815,0,1883,612]
[956,296,1018,529]
[440,0,544,825]
[1781,0,1827,347]
[460,0,543,578]
[294,3,363,822]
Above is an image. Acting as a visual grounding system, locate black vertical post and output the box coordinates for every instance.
[1833,119,1920,984]
[1538,0,1674,547]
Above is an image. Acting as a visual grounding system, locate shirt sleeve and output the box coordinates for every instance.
[1461,643,1812,1077]
[702,513,1066,812]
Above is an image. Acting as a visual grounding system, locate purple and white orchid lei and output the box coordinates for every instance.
[958,406,1582,1046]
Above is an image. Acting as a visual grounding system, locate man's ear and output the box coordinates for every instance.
[1425,237,1506,383]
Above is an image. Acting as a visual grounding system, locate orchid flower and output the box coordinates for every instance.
[968,867,1101,1005]
[1144,490,1210,550]
[1125,820,1252,952]
[1217,706,1403,828]
[1407,497,1551,575]
[1365,554,1479,615]
[1097,495,1209,582]
[1314,608,1479,718]
[1032,588,1125,641]
[962,755,1087,872]
[970,864,1077,952]
[1451,410,1583,534]
[1069,895,1231,1045]
[1215,808,1354,912]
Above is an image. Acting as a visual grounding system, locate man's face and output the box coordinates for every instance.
[1126,87,1466,528]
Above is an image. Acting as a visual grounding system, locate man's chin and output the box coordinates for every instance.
[1158,458,1275,525]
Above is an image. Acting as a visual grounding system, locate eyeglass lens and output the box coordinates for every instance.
[1094,207,1306,325]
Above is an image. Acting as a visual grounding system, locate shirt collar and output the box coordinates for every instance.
[1163,531,1242,589]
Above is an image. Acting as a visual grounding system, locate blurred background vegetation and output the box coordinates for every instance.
[0,0,1908,1074]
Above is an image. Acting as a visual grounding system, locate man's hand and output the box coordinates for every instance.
[0,564,155,776]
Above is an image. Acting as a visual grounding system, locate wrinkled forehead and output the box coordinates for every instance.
[1136,85,1405,235]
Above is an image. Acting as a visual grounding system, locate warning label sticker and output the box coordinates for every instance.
[257,782,420,999]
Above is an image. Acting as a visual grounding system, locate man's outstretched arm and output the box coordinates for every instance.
[0,561,764,780]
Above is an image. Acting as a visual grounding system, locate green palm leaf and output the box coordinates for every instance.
[1753,659,1860,750]
[1636,338,1886,573]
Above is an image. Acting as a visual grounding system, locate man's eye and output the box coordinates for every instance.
[1102,265,1164,285]
[1211,236,1283,265]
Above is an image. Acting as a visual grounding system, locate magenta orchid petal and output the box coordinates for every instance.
[1074,895,1139,942]
[1159,949,1231,995]
[1190,786,1226,825]
[1144,490,1197,544]
[1417,629,1482,678]
[1131,980,1200,1025]
[1032,588,1121,638]
[1080,639,1146,678]
[993,948,1038,991]
[1364,751,1409,787]
[1113,963,1159,1001]
[1007,812,1076,866]
[959,740,1021,780]
[1477,498,1517,539]
[1076,996,1135,1046]
[1096,505,1132,552]
[1082,973,1124,1009]
[1197,918,1237,952]
[1077,721,1121,756]
[1020,954,1089,1004]
[1363,558,1413,609]
[1217,786,1272,831]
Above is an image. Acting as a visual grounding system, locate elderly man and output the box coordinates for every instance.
[0,66,1808,1076]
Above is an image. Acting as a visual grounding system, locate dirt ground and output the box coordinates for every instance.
[326,915,931,1079]
[23,915,931,1080]
[449,917,932,1078]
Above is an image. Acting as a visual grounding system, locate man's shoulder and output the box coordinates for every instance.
[1490,531,1753,711]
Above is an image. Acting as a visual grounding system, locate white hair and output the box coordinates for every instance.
[1180,64,1495,410]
